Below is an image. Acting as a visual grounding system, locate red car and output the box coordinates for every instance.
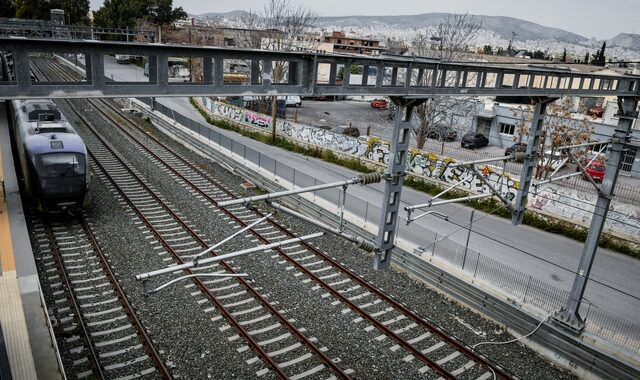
[583,161,606,182]
[370,99,388,109]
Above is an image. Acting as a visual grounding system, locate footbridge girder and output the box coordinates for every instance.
[1,37,639,99]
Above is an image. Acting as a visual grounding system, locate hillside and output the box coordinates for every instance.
[196,11,587,44]
[316,13,587,44]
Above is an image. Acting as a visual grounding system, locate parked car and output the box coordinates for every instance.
[460,132,489,149]
[370,99,388,109]
[505,142,526,156]
[582,161,606,182]
[427,127,457,141]
[505,142,527,161]
[538,150,567,172]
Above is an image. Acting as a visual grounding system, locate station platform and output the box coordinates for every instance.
[0,102,62,379]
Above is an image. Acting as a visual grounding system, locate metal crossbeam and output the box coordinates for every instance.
[1,37,640,99]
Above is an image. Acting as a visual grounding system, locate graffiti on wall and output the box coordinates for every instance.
[281,121,368,156]
[202,97,273,130]
[530,186,640,239]
[195,97,640,238]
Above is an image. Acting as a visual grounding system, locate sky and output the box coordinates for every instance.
[89,0,639,40]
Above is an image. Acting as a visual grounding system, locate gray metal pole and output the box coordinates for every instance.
[462,209,475,270]
[556,96,639,332]
[512,97,555,225]
[374,97,424,270]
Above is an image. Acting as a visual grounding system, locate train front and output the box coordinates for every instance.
[28,134,89,212]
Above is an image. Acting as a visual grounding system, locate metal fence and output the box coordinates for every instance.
[145,98,640,356]
[426,234,640,354]
[555,173,640,204]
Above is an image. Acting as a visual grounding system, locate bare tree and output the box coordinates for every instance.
[241,0,318,51]
[239,0,319,141]
[535,97,593,179]
[410,14,482,149]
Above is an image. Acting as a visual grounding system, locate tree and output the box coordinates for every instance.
[239,0,318,142]
[535,97,593,179]
[596,41,607,66]
[337,64,362,81]
[561,48,567,62]
[410,13,481,149]
[532,50,546,60]
[63,0,90,25]
[584,51,590,64]
[15,0,89,24]
[93,0,185,40]
[93,0,146,31]
[146,0,186,41]
[0,0,16,18]
[482,45,493,55]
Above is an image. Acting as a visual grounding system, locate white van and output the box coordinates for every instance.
[281,96,301,107]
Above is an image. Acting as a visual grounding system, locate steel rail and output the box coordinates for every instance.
[43,59,351,379]
[31,59,172,380]
[46,56,514,379]
[89,87,515,379]
[34,60,288,379]
[79,217,173,379]
[41,215,106,380]
[83,101,351,379]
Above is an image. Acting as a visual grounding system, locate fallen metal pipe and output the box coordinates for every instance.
[147,273,248,295]
[217,172,382,207]
[135,232,324,281]
[267,201,376,252]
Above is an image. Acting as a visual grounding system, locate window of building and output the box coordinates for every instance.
[499,122,515,135]
[476,117,493,135]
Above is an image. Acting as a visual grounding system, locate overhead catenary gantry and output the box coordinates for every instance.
[2,37,638,334]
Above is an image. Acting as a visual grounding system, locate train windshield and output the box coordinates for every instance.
[34,153,86,178]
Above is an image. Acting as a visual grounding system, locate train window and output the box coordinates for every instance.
[35,153,86,177]
[39,113,55,121]
[50,141,64,149]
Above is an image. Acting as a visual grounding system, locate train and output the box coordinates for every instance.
[8,98,90,212]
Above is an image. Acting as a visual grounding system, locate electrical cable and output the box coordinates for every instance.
[471,309,558,380]
[443,214,640,302]
[472,309,556,350]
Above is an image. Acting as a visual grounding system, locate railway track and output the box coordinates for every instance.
[29,211,171,379]
[40,56,518,379]
[111,112,515,379]
[35,57,354,379]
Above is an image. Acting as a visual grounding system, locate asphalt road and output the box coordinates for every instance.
[100,58,640,323]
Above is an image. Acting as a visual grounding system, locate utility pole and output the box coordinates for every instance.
[555,96,639,332]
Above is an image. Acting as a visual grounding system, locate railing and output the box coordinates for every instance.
[140,97,640,355]
[554,173,640,205]
[424,234,640,354]
[0,19,155,41]
[2,37,640,99]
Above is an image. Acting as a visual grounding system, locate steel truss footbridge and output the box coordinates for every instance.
[1,37,638,332]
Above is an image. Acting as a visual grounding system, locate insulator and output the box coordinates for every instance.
[354,237,376,252]
[357,172,382,185]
